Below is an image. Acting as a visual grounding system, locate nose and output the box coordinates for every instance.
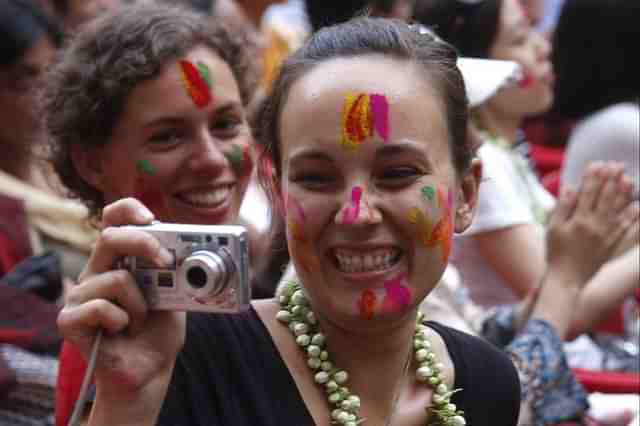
[335,186,382,226]
[187,130,228,178]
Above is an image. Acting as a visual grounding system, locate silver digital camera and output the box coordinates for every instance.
[119,222,250,313]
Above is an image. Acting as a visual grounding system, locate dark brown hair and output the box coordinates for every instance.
[256,17,471,206]
[412,0,502,58]
[43,2,256,219]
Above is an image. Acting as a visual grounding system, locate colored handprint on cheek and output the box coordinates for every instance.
[341,93,389,150]
[179,60,212,108]
[357,289,377,320]
[409,187,454,263]
[382,274,411,313]
[224,144,253,177]
[341,186,363,224]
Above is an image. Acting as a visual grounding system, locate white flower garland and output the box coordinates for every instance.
[276,281,467,426]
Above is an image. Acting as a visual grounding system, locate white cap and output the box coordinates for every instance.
[456,58,522,107]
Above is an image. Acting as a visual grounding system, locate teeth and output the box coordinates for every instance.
[334,248,399,273]
[180,187,230,206]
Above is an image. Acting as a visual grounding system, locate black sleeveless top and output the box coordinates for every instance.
[158,306,520,425]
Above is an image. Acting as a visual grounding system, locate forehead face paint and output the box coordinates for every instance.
[340,93,389,150]
[179,59,212,108]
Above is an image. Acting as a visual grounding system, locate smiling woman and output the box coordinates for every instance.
[55,11,521,426]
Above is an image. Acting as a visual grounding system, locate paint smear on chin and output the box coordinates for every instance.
[357,288,377,320]
[382,274,411,313]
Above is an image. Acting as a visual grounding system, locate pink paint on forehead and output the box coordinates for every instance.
[370,94,390,143]
[342,186,363,224]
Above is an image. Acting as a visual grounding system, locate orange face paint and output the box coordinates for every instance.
[341,93,389,150]
[358,289,377,320]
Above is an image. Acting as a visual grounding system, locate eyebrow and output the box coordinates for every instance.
[142,101,243,129]
[375,142,429,159]
[288,149,334,166]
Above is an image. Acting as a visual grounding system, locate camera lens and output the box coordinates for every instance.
[186,266,208,289]
[180,249,235,297]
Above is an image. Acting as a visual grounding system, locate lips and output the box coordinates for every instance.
[332,247,401,274]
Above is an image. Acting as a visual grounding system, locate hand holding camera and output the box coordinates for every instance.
[58,198,250,407]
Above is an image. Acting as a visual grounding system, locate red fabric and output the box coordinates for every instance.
[542,170,561,197]
[56,341,89,426]
[0,194,32,275]
[573,368,640,394]
[529,143,566,178]
[593,306,626,335]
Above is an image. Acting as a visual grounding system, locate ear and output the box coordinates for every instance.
[454,158,482,233]
[70,144,106,191]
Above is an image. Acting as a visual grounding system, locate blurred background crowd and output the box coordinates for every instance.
[0,0,637,425]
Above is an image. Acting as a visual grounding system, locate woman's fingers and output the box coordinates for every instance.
[80,226,173,281]
[575,162,607,213]
[101,197,155,228]
[58,299,130,342]
[66,269,149,335]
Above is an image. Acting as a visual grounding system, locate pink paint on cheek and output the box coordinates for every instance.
[342,186,363,224]
[370,94,390,143]
[518,71,535,88]
[447,188,454,211]
[383,274,411,312]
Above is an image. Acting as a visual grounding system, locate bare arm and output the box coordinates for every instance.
[473,223,547,300]
[570,244,640,337]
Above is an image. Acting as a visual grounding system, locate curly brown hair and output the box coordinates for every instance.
[43,1,257,219]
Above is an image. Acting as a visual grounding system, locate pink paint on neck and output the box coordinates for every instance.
[383,274,411,312]
[342,186,363,224]
[370,94,390,143]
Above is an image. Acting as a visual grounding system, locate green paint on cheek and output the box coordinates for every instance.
[224,145,243,166]
[197,61,212,89]
[421,186,435,201]
[136,159,156,175]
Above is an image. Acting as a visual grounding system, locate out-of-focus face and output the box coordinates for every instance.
[62,0,124,30]
[484,0,553,118]
[0,35,57,161]
[389,0,414,21]
[77,45,253,225]
[277,55,475,327]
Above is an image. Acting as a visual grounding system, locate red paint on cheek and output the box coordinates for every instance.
[518,71,535,89]
[135,177,165,215]
[358,289,377,320]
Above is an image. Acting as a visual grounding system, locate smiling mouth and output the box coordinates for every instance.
[332,248,402,273]
[176,186,232,208]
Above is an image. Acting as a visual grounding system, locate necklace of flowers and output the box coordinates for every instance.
[276,280,466,426]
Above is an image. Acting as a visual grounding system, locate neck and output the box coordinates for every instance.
[315,309,418,418]
[475,105,521,145]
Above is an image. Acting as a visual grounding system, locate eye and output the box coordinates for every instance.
[148,130,184,146]
[378,166,422,184]
[291,172,336,190]
[210,116,243,138]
